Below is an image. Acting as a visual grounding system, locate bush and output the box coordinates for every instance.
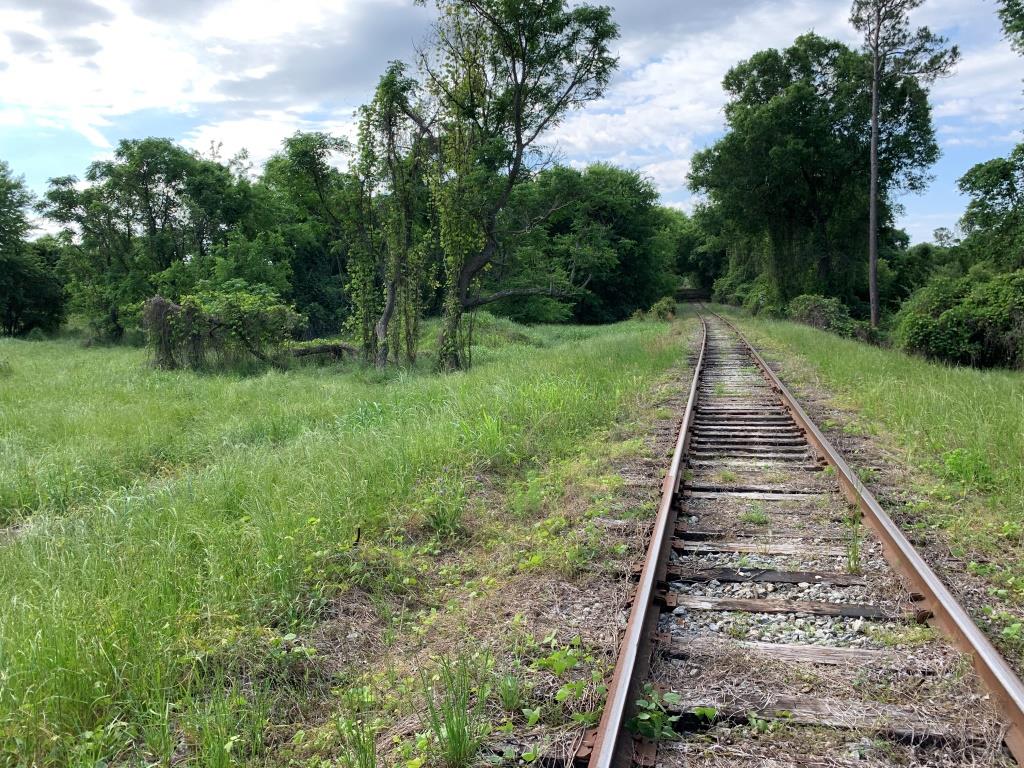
[25,327,47,341]
[787,294,855,337]
[648,297,677,320]
[894,269,1024,368]
[144,281,306,371]
[740,275,784,316]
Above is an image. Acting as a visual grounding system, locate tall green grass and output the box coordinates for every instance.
[0,317,686,765]
[721,307,1024,554]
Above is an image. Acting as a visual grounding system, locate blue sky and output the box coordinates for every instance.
[1,0,1021,243]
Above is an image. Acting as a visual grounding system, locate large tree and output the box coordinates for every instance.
[42,138,263,338]
[689,34,937,309]
[850,0,959,327]
[1000,0,1024,52]
[415,0,618,370]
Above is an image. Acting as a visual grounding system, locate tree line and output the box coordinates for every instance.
[5,0,1023,370]
[684,0,1024,368]
[0,0,689,370]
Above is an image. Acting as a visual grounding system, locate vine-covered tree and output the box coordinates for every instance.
[415,0,619,370]
[849,0,959,326]
[355,62,434,366]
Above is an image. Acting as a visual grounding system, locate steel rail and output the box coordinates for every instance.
[585,313,707,768]
[713,309,1024,763]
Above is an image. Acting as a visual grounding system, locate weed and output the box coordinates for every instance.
[336,717,377,768]
[497,674,525,712]
[846,513,863,575]
[741,502,769,526]
[942,448,995,490]
[866,623,935,647]
[420,655,491,768]
[717,470,738,484]
[419,474,469,540]
[625,684,680,741]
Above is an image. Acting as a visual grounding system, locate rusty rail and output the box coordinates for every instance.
[713,309,1024,763]
[585,306,1024,767]
[583,313,707,768]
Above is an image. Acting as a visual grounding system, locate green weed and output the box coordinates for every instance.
[420,655,491,768]
[741,502,769,526]
[847,513,863,575]
[625,684,680,741]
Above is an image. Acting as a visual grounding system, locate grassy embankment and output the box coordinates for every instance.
[715,306,1024,621]
[0,314,691,766]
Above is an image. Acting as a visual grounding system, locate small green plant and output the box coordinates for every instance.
[625,684,680,741]
[942,448,995,490]
[846,513,863,575]
[421,655,491,768]
[497,674,524,712]
[336,717,377,768]
[692,706,717,724]
[741,502,769,526]
[717,470,738,484]
[522,707,541,727]
[420,474,468,540]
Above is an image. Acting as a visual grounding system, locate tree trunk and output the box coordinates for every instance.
[373,278,399,368]
[868,46,881,328]
[437,291,463,372]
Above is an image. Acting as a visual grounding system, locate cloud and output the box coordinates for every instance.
[6,30,46,55]
[180,111,360,172]
[129,0,226,21]
[0,0,112,29]
[59,35,102,57]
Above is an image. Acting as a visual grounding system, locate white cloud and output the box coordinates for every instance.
[181,111,360,171]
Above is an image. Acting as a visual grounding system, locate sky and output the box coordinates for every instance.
[0,0,1021,243]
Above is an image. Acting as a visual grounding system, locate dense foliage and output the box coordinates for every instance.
[2,0,701,368]
[0,163,65,335]
[689,33,938,316]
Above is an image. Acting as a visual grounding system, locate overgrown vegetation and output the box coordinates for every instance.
[0,314,687,765]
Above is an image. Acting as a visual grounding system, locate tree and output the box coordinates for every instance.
[0,160,32,252]
[356,62,434,366]
[850,0,959,327]
[999,0,1024,53]
[41,138,262,339]
[0,161,65,335]
[262,133,355,336]
[416,0,618,370]
[689,34,937,311]
[496,164,677,323]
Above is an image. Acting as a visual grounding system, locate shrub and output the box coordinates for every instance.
[25,327,47,341]
[648,297,677,320]
[143,281,305,371]
[786,294,855,337]
[740,275,784,316]
[894,269,1024,367]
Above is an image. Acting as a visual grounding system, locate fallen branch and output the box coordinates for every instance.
[290,342,359,359]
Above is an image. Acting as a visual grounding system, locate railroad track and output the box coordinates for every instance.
[579,309,1024,768]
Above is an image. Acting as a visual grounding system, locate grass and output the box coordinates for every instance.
[716,306,1024,592]
[0,314,689,765]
